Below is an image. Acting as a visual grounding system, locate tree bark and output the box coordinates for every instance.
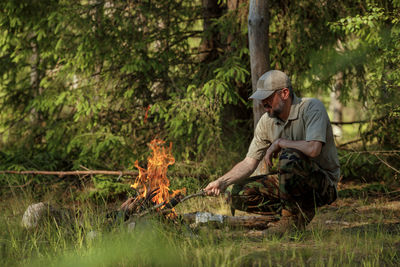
[330,39,344,140]
[248,0,269,128]
[29,36,43,124]
[330,73,343,139]
[198,0,222,62]
[248,0,269,175]
[226,0,246,48]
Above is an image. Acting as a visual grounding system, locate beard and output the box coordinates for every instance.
[267,99,284,119]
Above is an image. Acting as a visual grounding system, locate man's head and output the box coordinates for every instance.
[249,70,293,119]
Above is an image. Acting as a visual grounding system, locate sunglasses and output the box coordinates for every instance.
[262,89,282,108]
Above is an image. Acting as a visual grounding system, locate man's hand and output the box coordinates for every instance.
[265,139,282,166]
[204,157,259,197]
[204,179,226,196]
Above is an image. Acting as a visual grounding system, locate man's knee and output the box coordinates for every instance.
[225,178,281,213]
[278,148,308,173]
[278,148,310,194]
[278,149,337,207]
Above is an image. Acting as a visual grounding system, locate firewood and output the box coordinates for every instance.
[182,212,279,230]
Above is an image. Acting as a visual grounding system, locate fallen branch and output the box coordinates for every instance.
[1,178,34,188]
[0,170,210,180]
[331,120,369,125]
[0,170,138,177]
[338,138,363,148]
[126,189,279,230]
[374,154,400,174]
[331,110,399,125]
[182,212,278,230]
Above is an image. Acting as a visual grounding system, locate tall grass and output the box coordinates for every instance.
[1,181,400,266]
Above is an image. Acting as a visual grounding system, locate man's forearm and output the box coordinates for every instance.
[277,139,322,158]
[218,157,259,188]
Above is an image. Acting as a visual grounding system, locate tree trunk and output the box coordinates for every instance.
[330,72,343,140]
[29,37,42,124]
[198,0,222,62]
[248,0,269,175]
[226,0,246,48]
[330,39,344,141]
[248,0,269,128]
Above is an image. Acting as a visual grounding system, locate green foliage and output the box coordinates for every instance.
[0,0,399,185]
[82,176,134,202]
[339,149,400,183]
[305,1,400,180]
[0,0,203,169]
[310,2,400,129]
[338,182,391,198]
[170,175,202,194]
[153,3,252,159]
[154,54,250,158]
[363,110,400,149]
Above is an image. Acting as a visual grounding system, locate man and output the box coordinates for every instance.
[204,70,340,234]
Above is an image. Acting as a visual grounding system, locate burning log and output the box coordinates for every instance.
[120,190,205,219]
[120,139,189,219]
[135,190,206,217]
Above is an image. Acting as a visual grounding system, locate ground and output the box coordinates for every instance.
[1,180,400,266]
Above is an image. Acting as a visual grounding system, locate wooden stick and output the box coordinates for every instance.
[0,170,209,180]
[0,170,138,177]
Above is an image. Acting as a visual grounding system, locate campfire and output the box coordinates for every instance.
[15,137,279,231]
[119,139,278,229]
[120,139,186,217]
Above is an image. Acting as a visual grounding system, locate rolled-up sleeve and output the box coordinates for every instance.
[304,99,328,143]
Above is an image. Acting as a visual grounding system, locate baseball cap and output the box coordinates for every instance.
[249,70,291,100]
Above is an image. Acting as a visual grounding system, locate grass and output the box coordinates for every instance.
[1,179,400,266]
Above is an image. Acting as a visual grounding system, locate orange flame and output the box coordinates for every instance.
[131,139,185,211]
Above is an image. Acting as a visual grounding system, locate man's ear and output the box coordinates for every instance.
[281,88,290,100]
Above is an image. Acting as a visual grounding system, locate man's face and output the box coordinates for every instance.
[261,90,284,119]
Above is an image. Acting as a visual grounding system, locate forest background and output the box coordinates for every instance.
[0,0,399,195]
[1,0,400,266]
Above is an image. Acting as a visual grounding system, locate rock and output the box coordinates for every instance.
[21,202,70,229]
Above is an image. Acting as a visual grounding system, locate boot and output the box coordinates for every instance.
[297,208,315,229]
[264,208,315,235]
[264,209,300,235]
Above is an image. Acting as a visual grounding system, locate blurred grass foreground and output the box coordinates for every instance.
[1,185,400,266]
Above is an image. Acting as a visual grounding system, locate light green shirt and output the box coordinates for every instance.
[246,95,340,184]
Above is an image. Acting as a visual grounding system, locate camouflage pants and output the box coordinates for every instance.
[226,148,337,215]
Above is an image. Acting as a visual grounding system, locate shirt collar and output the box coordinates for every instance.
[287,94,301,121]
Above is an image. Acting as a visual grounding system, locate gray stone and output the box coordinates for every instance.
[21,202,70,229]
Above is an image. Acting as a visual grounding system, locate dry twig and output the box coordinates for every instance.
[0,170,138,177]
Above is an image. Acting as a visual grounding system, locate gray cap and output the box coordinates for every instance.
[249,70,291,100]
